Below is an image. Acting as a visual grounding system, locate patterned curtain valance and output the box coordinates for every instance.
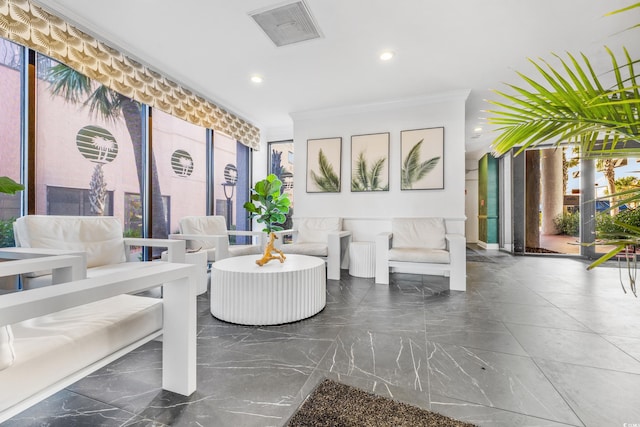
[0,0,261,149]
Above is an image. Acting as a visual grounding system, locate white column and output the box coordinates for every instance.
[541,148,564,235]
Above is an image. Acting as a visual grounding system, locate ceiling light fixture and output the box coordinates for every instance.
[474,127,483,132]
[379,51,394,61]
[251,75,263,84]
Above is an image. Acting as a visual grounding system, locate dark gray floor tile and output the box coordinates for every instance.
[562,307,640,338]
[427,342,582,425]
[222,326,339,367]
[426,316,528,356]
[604,335,640,362]
[3,390,144,427]
[506,323,640,373]
[316,327,430,392]
[536,359,640,427]
[488,302,591,332]
[430,394,582,427]
[349,305,427,333]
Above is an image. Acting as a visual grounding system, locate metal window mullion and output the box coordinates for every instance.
[141,105,151,259]
[206,128,214,216]
[21,48,36,215]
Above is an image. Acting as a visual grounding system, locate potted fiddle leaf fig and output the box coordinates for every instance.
[243,174,291,265]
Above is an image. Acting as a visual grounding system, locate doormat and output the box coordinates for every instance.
[286,378,477,427]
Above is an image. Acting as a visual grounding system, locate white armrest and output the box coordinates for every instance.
[0,254,86,284]
[227,230,266,248]
[0,262,194,326]
[326,231,351,280]
[375,232,392,284]
[226,230,264,236]
[0,247,88,281]
[169,233,229,261]
[124,238,186,263]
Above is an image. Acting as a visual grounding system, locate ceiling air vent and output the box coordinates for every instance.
[249,1,322,47]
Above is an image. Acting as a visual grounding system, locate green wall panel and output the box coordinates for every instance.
[478,154,499,244]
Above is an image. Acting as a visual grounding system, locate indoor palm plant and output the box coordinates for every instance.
[487,2,639,292]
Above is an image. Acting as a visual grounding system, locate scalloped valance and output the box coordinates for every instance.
[0,0,260,149]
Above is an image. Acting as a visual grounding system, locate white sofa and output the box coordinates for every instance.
[170,215,264,263]
[277,217,351,280]
[375,217,466,291]
[0,252,197,422]
[12,215,187,288]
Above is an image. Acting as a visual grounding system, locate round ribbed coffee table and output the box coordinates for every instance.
[210,254,326,325]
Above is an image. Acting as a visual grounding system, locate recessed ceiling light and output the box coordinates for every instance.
[474,127,483,132]
[379,51,394,61]
[250,75,263,84]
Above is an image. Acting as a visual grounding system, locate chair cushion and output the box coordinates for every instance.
[0,326,15,371]
[388,248,450,264]
[295,217,342,244]
[392,217,446,250]
[14,215,126,269]
[179,216,228,250]
[0,294,162,412]
[281,243,328,256]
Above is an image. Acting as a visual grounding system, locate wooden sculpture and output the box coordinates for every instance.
[256,232,286,266]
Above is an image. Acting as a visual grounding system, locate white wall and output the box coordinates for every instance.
[288,91,469,235]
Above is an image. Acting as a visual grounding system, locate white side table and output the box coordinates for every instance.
[210,254,326,325]
[349,241,376,278]
[161,250,208,295]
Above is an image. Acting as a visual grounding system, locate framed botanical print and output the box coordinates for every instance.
[400,127,444,190]
[351,132,389,192]
[306,137,342,193]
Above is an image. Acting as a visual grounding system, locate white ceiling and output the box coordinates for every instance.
[31,0,640,158]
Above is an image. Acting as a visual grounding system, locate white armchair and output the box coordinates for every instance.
[12,215,186,289]
[375,217,466,291]
[170,215,264,263]
[278,217,351,280]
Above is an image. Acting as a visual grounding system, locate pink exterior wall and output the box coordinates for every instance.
[153,109,207,233]
[212,132,239,220]
[0,64,21,181]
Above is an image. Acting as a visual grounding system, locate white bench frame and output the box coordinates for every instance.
[275,229,352,281]
[375,232,467,291]
[0,261,197,423]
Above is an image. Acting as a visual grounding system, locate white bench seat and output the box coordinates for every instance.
[0,294,162,412]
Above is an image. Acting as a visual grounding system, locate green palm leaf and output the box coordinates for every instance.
[311,149,340,192]
[368,157,386,190]
[352,152,387,191]
[488,48,640,158]
[352,152,369,191]
[401,139,440,189]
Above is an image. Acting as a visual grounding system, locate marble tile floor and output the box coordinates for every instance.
[5,247,640,427]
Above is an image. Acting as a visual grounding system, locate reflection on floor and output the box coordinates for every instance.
[4,246,640,426]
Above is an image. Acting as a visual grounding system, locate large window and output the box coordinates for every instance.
[268,140,294,229]
[213,132,251,243]
[35,54,143,233]
[0,38,22,247]
[514,145,640,257]
[1,38,254,254]
[151,109,207,238]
